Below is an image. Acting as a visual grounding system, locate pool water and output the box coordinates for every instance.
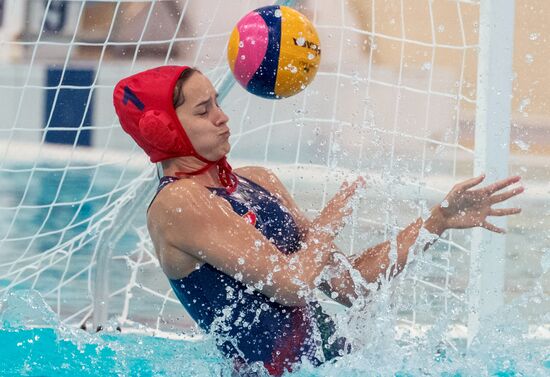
[1,325,548,377]
[1,328,228,377]
[1,324,549,377]
[1,290,548,376]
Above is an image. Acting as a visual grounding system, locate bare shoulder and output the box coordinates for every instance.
[234,165,280,195]
[148,178,202,217]
[235,166,311,231]
[234,165,271,179]
[148,178,230,224]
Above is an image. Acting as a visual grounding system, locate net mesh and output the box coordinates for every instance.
[0,0,483,343]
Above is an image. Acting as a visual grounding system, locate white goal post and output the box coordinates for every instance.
[468,0,515,346]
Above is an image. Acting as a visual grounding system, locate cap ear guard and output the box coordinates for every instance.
[138,110,181,153]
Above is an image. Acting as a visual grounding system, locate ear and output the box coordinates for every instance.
[139,110,181,152]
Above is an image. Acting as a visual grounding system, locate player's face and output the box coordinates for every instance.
[175,72,231,161]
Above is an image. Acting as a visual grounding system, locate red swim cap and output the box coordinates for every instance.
[113,65,238,193]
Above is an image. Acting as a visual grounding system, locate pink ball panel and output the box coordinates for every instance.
[233,12,269,88]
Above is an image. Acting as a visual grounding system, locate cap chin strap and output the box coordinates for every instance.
[174,155,238,194]
[217,156,239,194]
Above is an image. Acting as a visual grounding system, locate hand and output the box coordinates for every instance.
[310,176,366,238]
[427,174,523,234]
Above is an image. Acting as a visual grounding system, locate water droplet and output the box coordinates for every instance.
[438,24,445,32]
[514,139,530,151]
[308,53,315,60]
[441,200,449,208]
[296,36,305,46]
[421,62,432,71]
[240,55,246,60]
[238,257,245,265]
[239,41,244,48]
[519,97,531,113]
[529,32,540,41]
[524,54,534,64]
[274,9,282,18]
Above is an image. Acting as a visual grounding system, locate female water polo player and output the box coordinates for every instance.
[113,65,523,376]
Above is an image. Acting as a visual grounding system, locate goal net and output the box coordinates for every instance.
[0,0,516,350]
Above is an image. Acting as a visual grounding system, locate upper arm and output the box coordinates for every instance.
[150,181,313,306]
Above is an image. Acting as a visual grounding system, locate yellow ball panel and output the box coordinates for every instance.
[227,27,240,73]
[275,6,321,98]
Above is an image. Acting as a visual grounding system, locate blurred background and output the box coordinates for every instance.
[1,1,549,153]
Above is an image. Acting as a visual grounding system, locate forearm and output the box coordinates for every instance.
[353,207,446,282]
[316,248,358,307]
[293,226,338,295]
[317,209,446,306]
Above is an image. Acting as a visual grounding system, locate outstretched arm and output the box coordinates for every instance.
[317,213,442,307]
[253,167,523,307]
[318,174,524,306]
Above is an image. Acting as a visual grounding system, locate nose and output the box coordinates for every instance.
[214,105,229,126]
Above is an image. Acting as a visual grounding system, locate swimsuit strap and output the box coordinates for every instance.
[147,176,180,213]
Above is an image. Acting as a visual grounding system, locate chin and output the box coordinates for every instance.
[200,142,231,161]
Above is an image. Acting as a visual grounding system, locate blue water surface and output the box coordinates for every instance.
[1,325,548,377]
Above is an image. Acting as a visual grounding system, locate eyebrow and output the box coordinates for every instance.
[194,93,219,108]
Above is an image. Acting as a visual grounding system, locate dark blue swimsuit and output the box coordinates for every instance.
[152,174,346,375]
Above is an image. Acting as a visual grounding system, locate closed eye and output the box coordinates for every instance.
[195,106,208,116]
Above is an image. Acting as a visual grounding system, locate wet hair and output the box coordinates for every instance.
[172,68,201,108]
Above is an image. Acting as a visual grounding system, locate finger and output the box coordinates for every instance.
[481,221,506,234]
[489,207,522,217]
[340,177,365,197]
[332,181,350,201]
[327,178,366,213]
[481,175,522,195]
[348,176,366,189]
[340,207,352,218]
[489,186,524,204]
[456,174,486,192]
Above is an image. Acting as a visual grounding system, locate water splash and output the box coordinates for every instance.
[0,289,230,376]
[1,277,548,376]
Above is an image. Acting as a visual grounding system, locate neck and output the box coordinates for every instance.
[162,156,223,188]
